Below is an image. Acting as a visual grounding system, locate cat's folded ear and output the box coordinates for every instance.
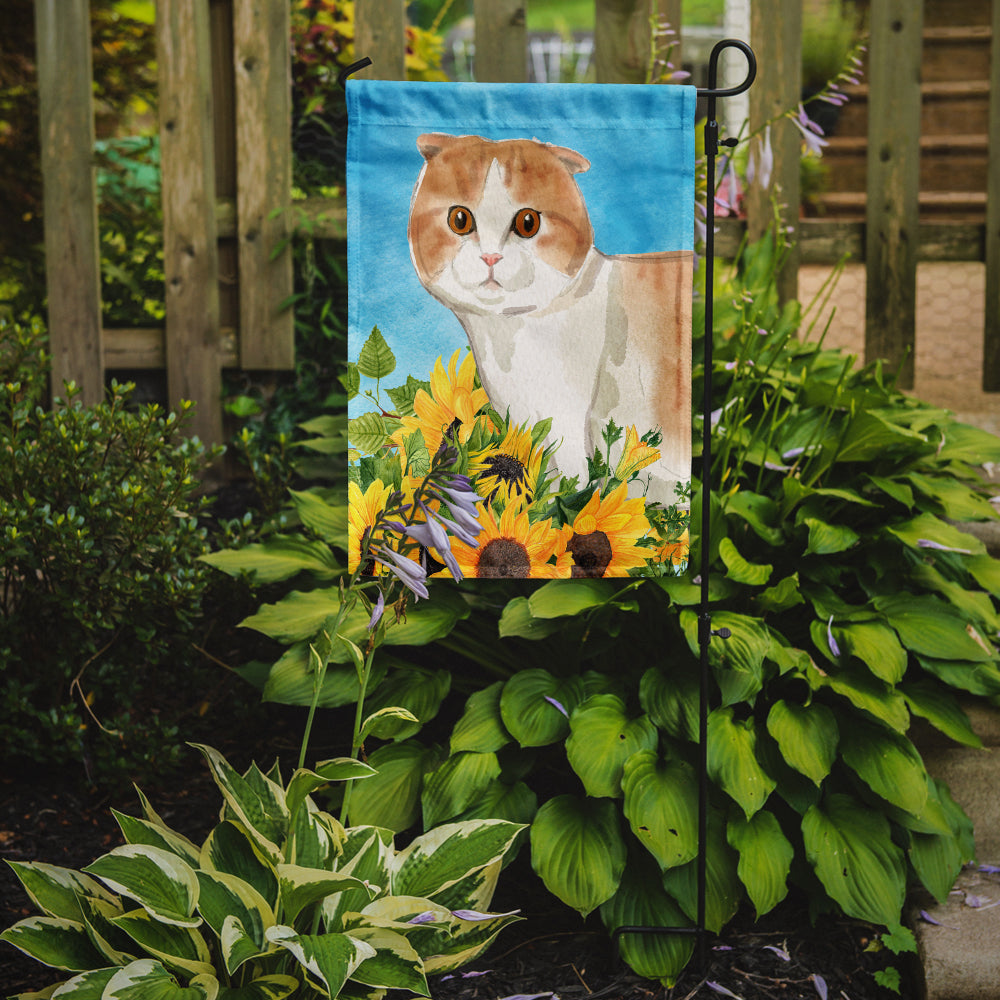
[417,133,461,160]
[544,143,591,176]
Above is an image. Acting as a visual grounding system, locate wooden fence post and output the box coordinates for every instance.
[34,0,104,405]
[474,0,527,83]
[157,0,223,445]
[983,0,1000,390]
[864,0,923,389]
[355,0,406,80]
[233,0,294,369]
[746,0,801,306]
[595,0,651,84]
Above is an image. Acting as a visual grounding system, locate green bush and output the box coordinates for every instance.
[0,317,220,784]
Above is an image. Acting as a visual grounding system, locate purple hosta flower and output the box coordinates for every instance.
[544,695,569,718]
[792,103,829,156]
[827,615,841,658]
[917,538,973,555]
[497,994,558,1000]
[715,157,741,215]
[374,545,429,600]
[441,970,493,981]
[746,125,774,191]
[407,911,438,925]
[407,505,464,580]
[451,908,521,921]
[713,944,734,952]
[979,864,1000,874]
[428,481,484,542]
[812,974,828,1000]
[763,944,791,961]
[707,983,742,999]
[367,590,385,630]
[919,909,958,929]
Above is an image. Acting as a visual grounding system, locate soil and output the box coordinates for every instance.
[0,739,913,1000]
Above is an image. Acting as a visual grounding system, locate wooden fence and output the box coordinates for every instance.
[33,0,1000,446]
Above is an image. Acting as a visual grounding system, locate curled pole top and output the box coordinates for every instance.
[697,39,756,99]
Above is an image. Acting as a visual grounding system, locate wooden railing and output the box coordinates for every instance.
[32,0,1000,445]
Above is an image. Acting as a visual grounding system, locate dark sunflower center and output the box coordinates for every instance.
[477,537,531,578]
[567,530,613,578]
[482,452,530,502]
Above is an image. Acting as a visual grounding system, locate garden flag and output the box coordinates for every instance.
[346,80,695,580]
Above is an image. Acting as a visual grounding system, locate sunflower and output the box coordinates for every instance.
[468,421,544,511]
[392,349,489,456]
[449,504,563,579]
[614,425,661,481]
[348,478,392,573]
[554,483,652,578]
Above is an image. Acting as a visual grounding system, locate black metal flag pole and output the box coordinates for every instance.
[339,42,758,974]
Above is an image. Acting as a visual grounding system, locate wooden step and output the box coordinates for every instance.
[922,25,993,83]
[922,0,991,28]
[822,134,989,193]
[813,190,987,222]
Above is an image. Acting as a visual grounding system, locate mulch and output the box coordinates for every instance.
[0,741,913,1000]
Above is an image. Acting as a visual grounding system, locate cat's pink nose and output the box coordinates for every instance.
[481,253,503,268]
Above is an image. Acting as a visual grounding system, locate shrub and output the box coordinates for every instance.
[0,317,220,783]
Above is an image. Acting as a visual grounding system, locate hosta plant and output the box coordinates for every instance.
[1,744,523,999]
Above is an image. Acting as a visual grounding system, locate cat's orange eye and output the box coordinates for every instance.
[512,209,541,239]
[448,206,475,235]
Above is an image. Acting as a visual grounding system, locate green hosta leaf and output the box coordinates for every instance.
[349,412,392,456]
[599,853,694,987]
[527,579,617,618]
[802,793,906,926]
[724,490,784,545]
[200,822,278,910]
[392,820,524,900]
[835,410,927,463]
[345,926,428,994]
[811,662,910,732]
[497,597,565,639]
[727,811,793,918]
[421,751,502,828]
[916,655,1000,697]
[191,746,287,863]
[910,562,1000,633]
[621,751,698,871]
[360,706,421,742]
[839,718,928,817]
[0,916,107,971]
[112,812,201,868]
[260,644,387,709]
[907,472,998,521]
[450,682,511,754]
[755,573,805,614]
[83,846,200,928]
[103,959,218,1000]
[288,489,348,546]
[835,621,907,684]
[866,474,914,509]
[216,976,299,1000]
[719,536,772,585]
[277,865,374,925]
[499,670,585,747]
[356,326,396,379]
[530,795,626,917]
[565,695,657,798]
[765,700,838,786]
[4,862,118,922]
[265,926,375,998]
[803,517,859,555]
[901,680,982,748]
[886,512,985,556]
[680,610,770,706]
[909,825,965,905]
[195,871,273,974]
[661,811,741,933]
[240,590,342,644]
[874,594,995,662]
[111,909,214,978]
[453,779,538,827]
[935,421,1000,464]
[347,740,442,832]
[363,667,451,740]
[199,537,340,584]
[639,665,699,742]
[967,553,1000,597]
[707,708,776,818]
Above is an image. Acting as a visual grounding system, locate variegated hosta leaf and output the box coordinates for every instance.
[322,829,392,931]
[112,811,201,868]
[190,745,287,863]
[0,916,107,971]
[621,751,699,871]
[47,966,118,997]
[4,862,118,922]
[727,810,793,918]
[566,695,658,799]
[802,793,906,926]
[285,760,376,823]
[420,751,502,829]
[77,894,136,966]
[425,859,501,915]
[706,707,776,819]
[265,926,376,998]
[214,975,299,1000]
[200,822,278,911]
[288,802,344,871]
[110,908,215,978]
[276,864,375,925]
[83,845,200,928]
[220,915,270,980]
[599,854,694,987]
[450,681,511,754]
[195,870,274,973]
[529,795,626,917]
[391,820,524,901]
[102,959,218,999]
[344,926,429,995]
[421,907,522,975]
[765,700,838,786]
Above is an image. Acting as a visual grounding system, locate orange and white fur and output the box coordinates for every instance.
[408,133,691,504]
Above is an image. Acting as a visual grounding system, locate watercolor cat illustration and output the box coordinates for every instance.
[407,133,691,504]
